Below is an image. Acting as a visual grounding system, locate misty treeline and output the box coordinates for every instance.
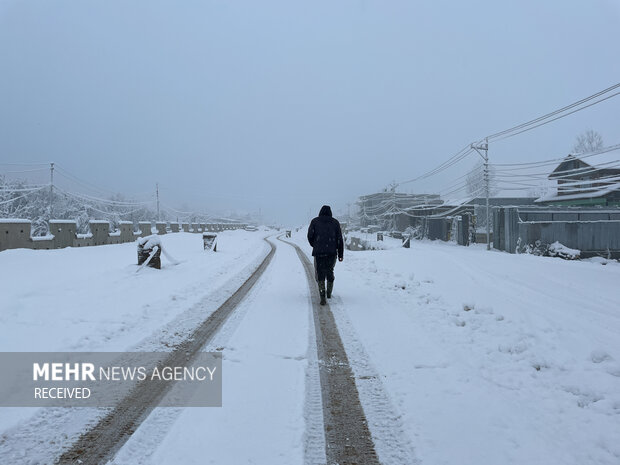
[0,176,211,236]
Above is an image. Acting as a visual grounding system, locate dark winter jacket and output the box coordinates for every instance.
[307,205,344,258]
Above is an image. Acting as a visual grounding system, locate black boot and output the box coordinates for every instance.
[326,280,333,299]
[318,281,327,306]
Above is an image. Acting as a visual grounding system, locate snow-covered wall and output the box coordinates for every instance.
[0,219,249,252]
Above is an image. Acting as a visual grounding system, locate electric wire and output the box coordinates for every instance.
[0,186,48,206]
[485,82,620,141]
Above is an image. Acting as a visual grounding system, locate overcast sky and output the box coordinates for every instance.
[1,0,619,224]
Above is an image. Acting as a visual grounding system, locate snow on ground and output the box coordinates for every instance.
[0,231,268,354]
[0,230,270,459]
[111,237,311,465]
[291,230,620,465]
[1,227,619,465]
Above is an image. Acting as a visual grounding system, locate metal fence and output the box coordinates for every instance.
[493,206,620,257]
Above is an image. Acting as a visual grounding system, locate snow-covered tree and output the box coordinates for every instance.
[466,160,497,198]
[1,175,159,235]
[572,130,603,154]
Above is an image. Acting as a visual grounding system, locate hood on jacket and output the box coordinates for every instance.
[319,205,332,217]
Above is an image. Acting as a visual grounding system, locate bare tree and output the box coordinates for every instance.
[527,182,550,199]
[572,129,603,154]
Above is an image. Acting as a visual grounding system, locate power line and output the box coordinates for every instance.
[0,168,48,174]
[485,82,620,141]
[397,145,474,186]
[0,186,48,206]
[492,143,620,169]
[53,186,153,207]
[0,162,49,166]
[489,91,620,143]
[0,185,49,192]
[394,82,620,194]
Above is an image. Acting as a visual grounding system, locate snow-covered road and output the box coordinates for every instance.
[1,229,619,465]
[112,237,312,464]
[0,231,274,463]
[291,231,620,465]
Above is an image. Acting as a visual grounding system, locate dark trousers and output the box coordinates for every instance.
[314,254,337,282]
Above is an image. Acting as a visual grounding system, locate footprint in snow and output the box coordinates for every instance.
[591,350,613,364]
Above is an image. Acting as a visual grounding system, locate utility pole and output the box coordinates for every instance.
[471,139,490,250]
[156,183,160,222]
[49,162,54,220]
[389,181,397,231]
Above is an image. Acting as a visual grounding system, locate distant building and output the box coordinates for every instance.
[537,153,620,206]
[357,192,442,228]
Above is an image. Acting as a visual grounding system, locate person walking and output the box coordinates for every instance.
[307,205,344,305]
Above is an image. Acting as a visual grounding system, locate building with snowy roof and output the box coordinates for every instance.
[537,150,620,206]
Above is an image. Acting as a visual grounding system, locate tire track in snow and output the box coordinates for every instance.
[301,269,328,465]
[109,236,305,464]
[55,237,276,465]
[0,239,272,465]
[280,237,380,465]
[327,296,419,465]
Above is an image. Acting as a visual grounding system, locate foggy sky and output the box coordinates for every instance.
[1,0,619,224]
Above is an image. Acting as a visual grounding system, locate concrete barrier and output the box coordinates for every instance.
[1,218,251,253]
[118,221,134,243]
[138,222,152,238]
[32,235,54,250]
[89,221,109,246]
[0,220,33,251]
[108,229,122,245]
[48,220,77,249]
[73,233,93,247]
[156,222,167,235]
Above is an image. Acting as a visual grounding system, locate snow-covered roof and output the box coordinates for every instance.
[0,218,32,223]
[566,150,620,170]
[89,220,110,224]
[535,182,620,203]
[49,219,77,224]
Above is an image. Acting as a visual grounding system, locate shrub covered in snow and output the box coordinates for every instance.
[516,238,580,260]
[547,241,580,260]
